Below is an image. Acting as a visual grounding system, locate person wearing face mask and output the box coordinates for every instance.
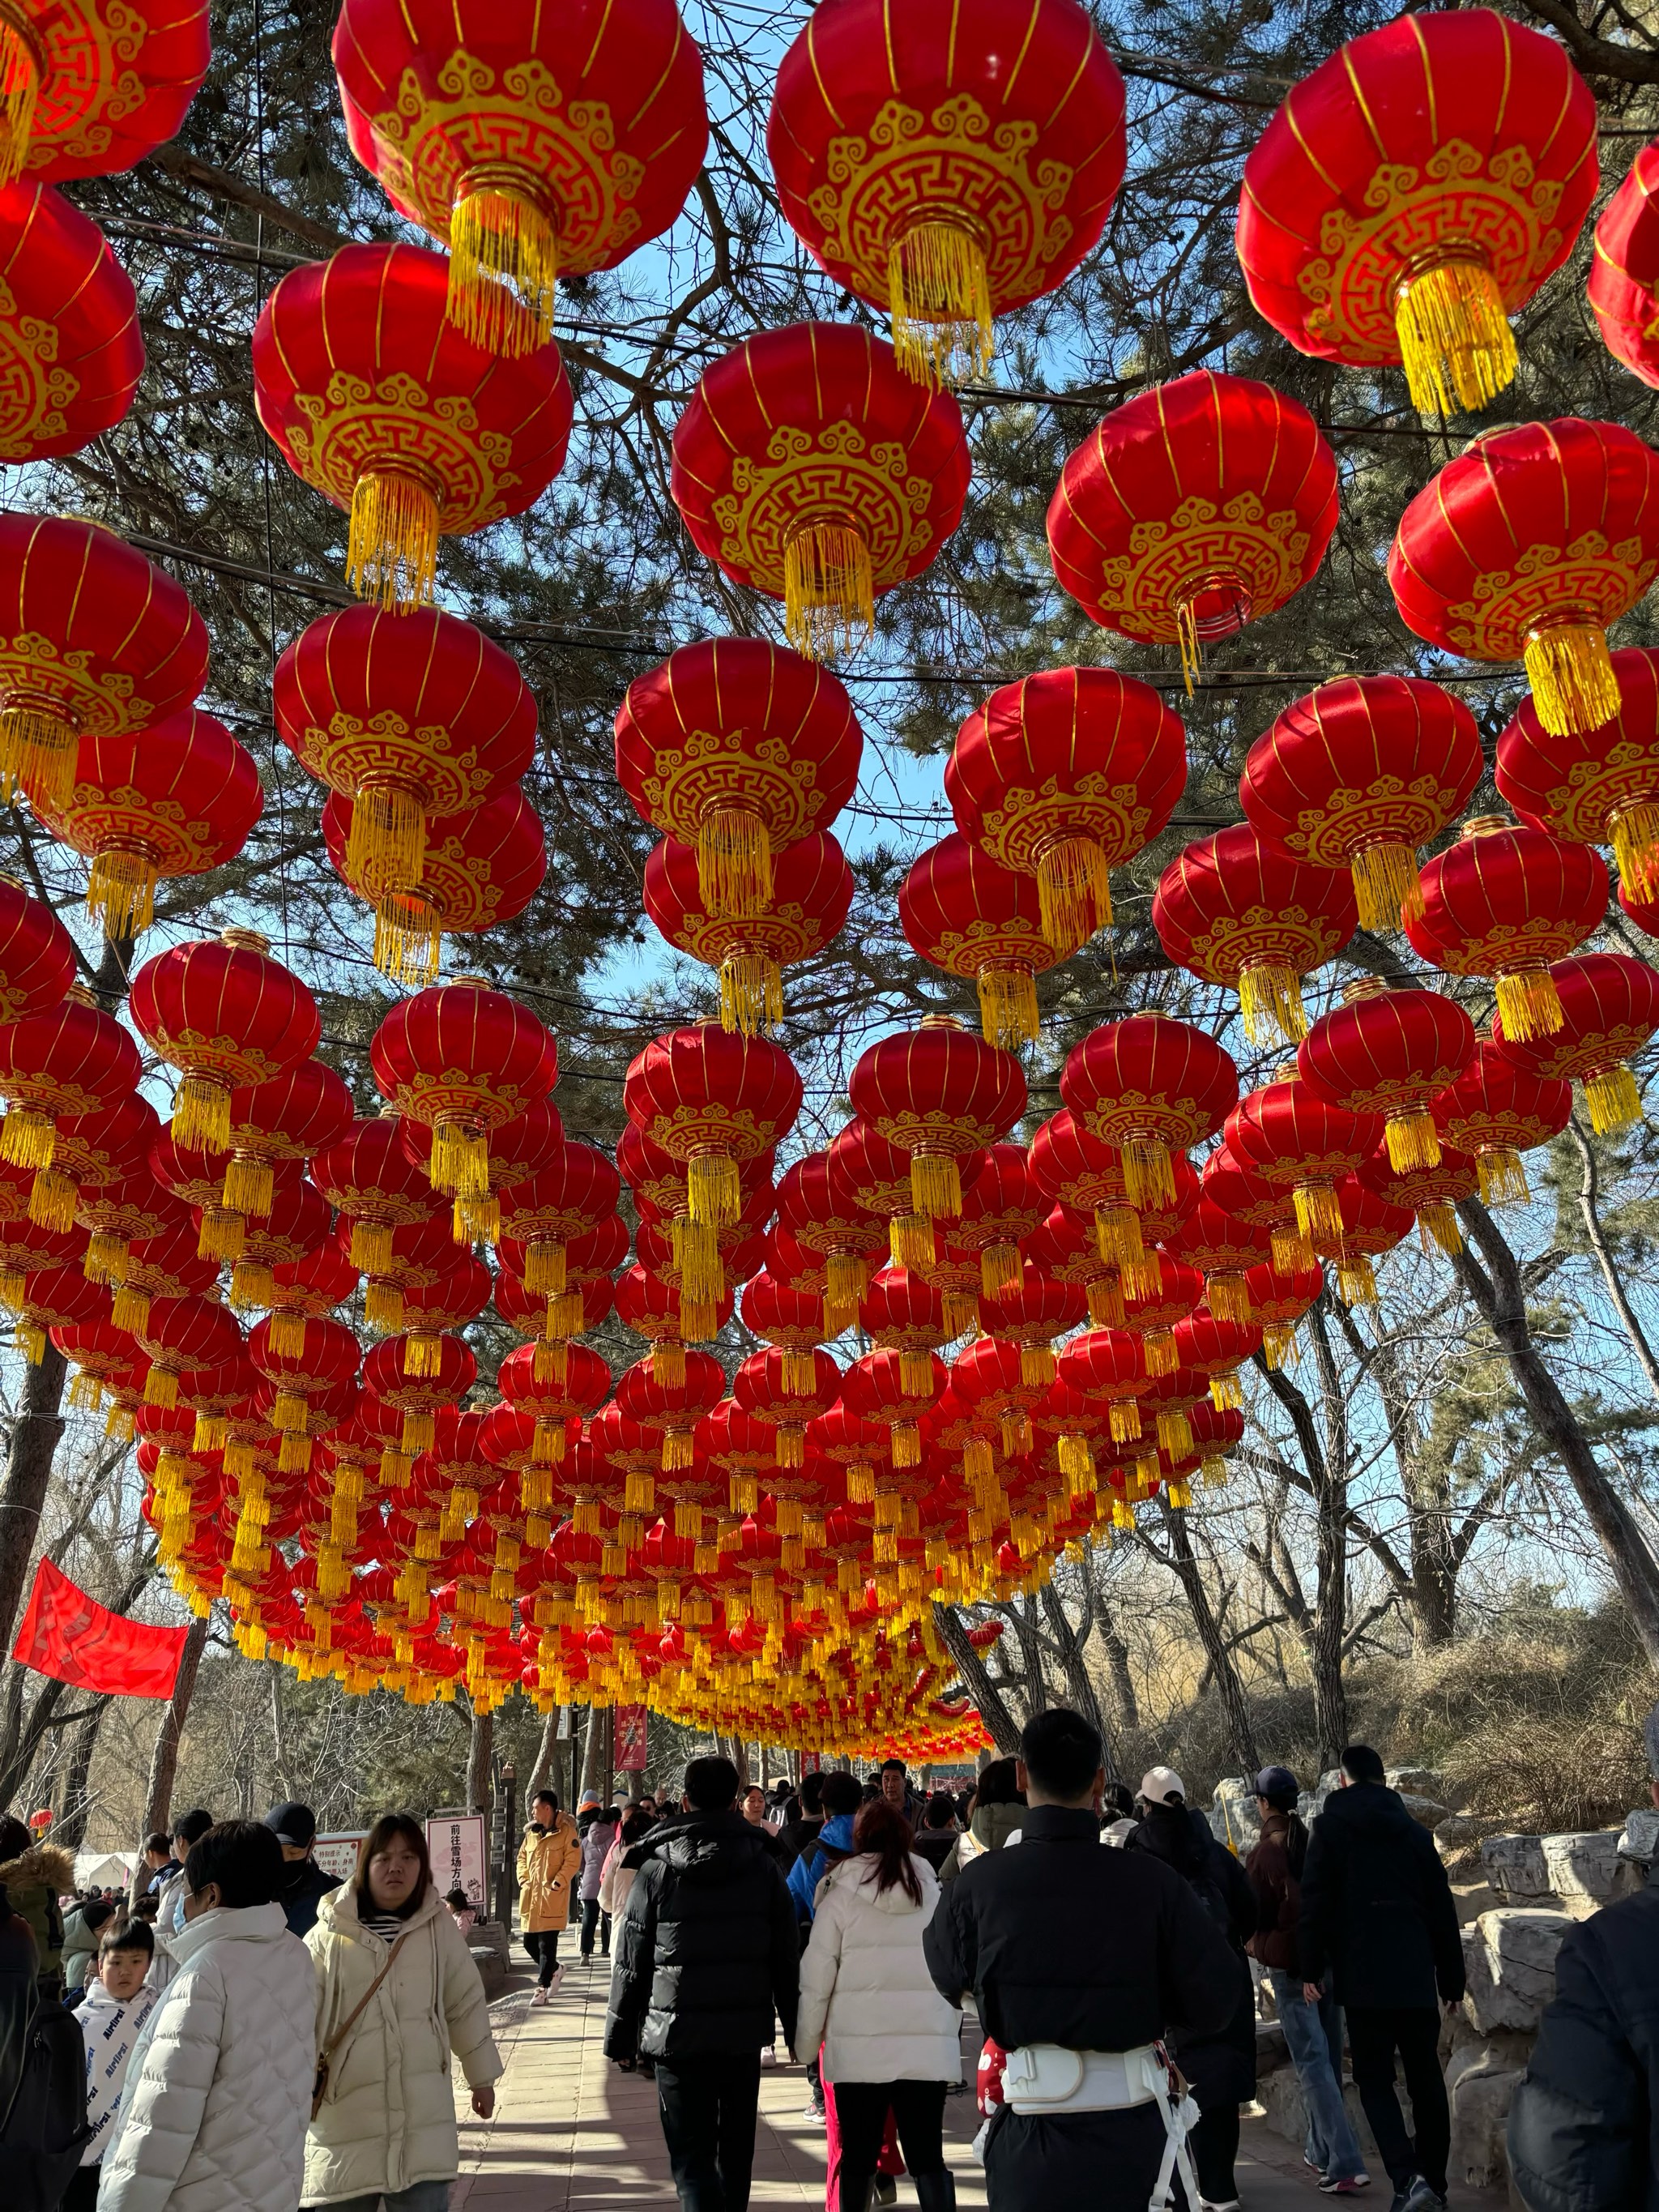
[99,1820,316,2212]
[301,1813,503,2211]
[147,1810,214,1996]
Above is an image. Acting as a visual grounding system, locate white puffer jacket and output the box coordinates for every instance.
[795,1852,962,2085]
[302,1881,503,2206]
[99,1902,315,2212]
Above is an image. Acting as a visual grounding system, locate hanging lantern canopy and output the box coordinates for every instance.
[733,1345,843,1469]
[1495,646,1659,903]
[1355,1138,1477,1259]
[1047,369,1338,689]
[1163,1195,1273,1327]
[311,1114,446,1275]
[0,513,207,810]
[899,832,1081,1049]
[1490,951,1659,1137]
[370,978,558,1206]
[644,830,853,1036]
[767,0,1125,388]
[1589,139,1659,388]
[623,1023,801,1230]
[1430,1042,1572,1206]
[670,322,970,662]
[130,930,321,1155]
[253,244,574,609]
[849,1015,1024,1228]
[0,181,142,458]
[1388,418,1659,738]
[1402,818,1607,1044]
[1297,980,1475,1175]
[1224,1075,1384,1253]
[0,982,139,1190]
[0,0,207,186]
[1239,674,1484,933]
[1237,11,1597,419]
[1153,824,1357,1046]
[946,665,1187,951]
[333,0,706,355]
[1059,1013,1237,1212]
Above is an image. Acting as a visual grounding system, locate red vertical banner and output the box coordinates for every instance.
[800,1750,822,1776]
[615,1702,649,1771]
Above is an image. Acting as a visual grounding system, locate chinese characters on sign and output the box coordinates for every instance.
[425,1813,488,1908]
[615,1704,649,1771]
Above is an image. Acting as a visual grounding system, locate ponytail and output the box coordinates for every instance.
[1284,1811,1310,1879]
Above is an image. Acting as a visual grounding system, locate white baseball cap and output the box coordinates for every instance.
[1139,1766,1186,1805]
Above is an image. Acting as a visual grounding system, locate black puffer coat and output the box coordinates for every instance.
[1508,1859,1659,2212]
[1298,1780,1464,2009]
[603,1808,800,2062]
[1125,1803,1257,2107]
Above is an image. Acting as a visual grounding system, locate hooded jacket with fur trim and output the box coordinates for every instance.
[0,1841,73,1977]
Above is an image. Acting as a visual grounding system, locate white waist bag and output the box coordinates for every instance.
[1000,2041,1201,2211]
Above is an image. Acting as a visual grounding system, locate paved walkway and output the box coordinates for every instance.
[450,1953,1503,2210]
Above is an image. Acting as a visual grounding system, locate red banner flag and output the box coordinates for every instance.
[615,1703,649,1771]
[11,1559,188,1698]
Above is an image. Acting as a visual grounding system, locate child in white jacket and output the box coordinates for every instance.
[100,1820,316,2212]
[796,1800,963,2212]
[62,1915,160,2209]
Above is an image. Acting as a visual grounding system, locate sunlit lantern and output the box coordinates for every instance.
[1495,646,1659,904]
[325,785,545,987]
[644,831,852,1037]
[0,181,142,460]
[1430,1042,1572,1207]
[1297,979,1474,1176]
[1060,1013,1236,1213]
[130,931,321,1155]
[899,831,1081,1048]
[1490,952,1659,1137]
[0,0,208,189]
[370,979,557,1206]
[849,1015,1025,1225]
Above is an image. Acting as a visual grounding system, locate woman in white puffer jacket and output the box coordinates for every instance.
[795,1799,964,2212]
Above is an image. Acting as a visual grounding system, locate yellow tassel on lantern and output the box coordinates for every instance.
[1119,1139,1175,1212]
[364,1279,404,1333]
[719,953,783,1038]
[909,1151,962,1222]
[278,1431,313,1473]
[843,1459,876,1505]
[196,1206,245,1264]
[0,13,38,187]
[348,1219,394,1273]
[522,1239,567,1297]
[651,1339,687,1388]
[173,1074,232,1153]
[1292,1181,1345,1245]
[1108,1399,1141,1443]
[1206,1272,1252,1325]
[1155,1409,1193,1458]
[1087,1276,1126,1329]
[687,1148,740,1227]
[86,847,160,938]
[625,1468,655,1514]
[977,963,1040,1051]
[267,1309,309,1358]
[142,1364,177,1408]
[1093,1206,1142,1267]
[1586,1063,1644,1134]
[1475,1146,1531,1207]
[348,468,440,612]
[887,212,992,388]
[373,890,442,988]
[1417,1202,1462,1257]
[697,805,772,920]
[1019,1343,1055,1390]
[222,1154,275,1219]
[28,1167,75,1233]
[1238,960,1307,1047]
[889,1213,934,1272]
[1270,1223,1315,1275]
[893,1421,921,1468]
[533,1338,569,1386]
[401,1408,435,1452]
[431,1118,488,1200]
[1035,835,1111,950]
[1610,801,1659,903]
[448,169,558,357]
[1393,251,1516,417]
[0,1108,55,1172]
[1336,1253,1379,1308]
[775,1424,805,1469]
[1261,1318,1299,1369]
[783,519,873,662]
[1000,1410,1033,1458]
[0,700,75,809]
[1351,838,1424,932]
[1495,964,1565,1044]
[1141,1329,1179,1378]
[1209,1372,1244,1412]
[228,1259,275,1312]
[67,1369,103,1411]
[1523,621,1622,739]
[781,1347,819,1396]
[403,1332,443,1378]
[1120,1248,1162,1302]
[977,1243,1019,1301]
[1384,1107,1442,1174]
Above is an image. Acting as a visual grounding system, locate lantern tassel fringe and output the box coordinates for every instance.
[1036,837,1111,950]
[1384,1107,1442,1174]
[1238,960,1307,1047]
[87,848,158,938]
[783,520,872,663]
[373,891,441,988]
[1394,255,1517,416]
[1611,802,1659,903]
[348,469,440,613]
[888,216,992,390]
[719,953,783,1038]
[1586,1063,1643,1135]
[977,963,1040,1050]
[1495,964,1565,1044]
[448,177,557,357]
[1351,838,1423,932]
[1523,621,1621,739]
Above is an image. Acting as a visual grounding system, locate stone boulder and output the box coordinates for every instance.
[1461,1908,1572,2035]
[1398,1791,1450,1830]
[1481,1832,1551,1901]
[468,1919,510,1997]
[1208,1776,1263,1852]
[1541,1830,1625,1918]
[1444,2029,1532,2189]
[1435,1813,1481,1861]
[1388,1765,1456,1807]
[1618,1806,1659,1868]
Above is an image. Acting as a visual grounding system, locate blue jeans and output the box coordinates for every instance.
[1269,1968,1365,2182]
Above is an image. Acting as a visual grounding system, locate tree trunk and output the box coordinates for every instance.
[524,1707,560,1817]
[466,1706,493,1817]
[1456,1196,1659,1664]
[1158,1505,1262,1773]
[1571,1117,1659,1411]
[932,1605,1022,1753]
[0,1343,69,1653]
[267,1663,295,1798]
[141,1611,210,1837]
[1038,1582,1117,1781]
[578,1703,608,1798]
[54,1694,111,1848]
[1093,1586,1140,1730]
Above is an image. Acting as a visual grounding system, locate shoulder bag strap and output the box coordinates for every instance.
[322,1926,414,2070]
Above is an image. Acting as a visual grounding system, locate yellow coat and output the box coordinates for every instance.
[515,1816,581,1932]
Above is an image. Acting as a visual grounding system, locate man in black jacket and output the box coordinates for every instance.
[605,1754,800,2212]
[924,1707,1241,2211]
[262,1800,340,1938]
[1299,1744,1465,2212]
[1506,1707,1659,2212]
[773,1770,825,1873]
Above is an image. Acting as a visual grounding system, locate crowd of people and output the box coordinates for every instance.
[1,1714,1656,2212]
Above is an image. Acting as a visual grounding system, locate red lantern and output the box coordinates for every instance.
[1239,674,1483,933]
[497,1340,611,1465]
[979,1266,1089,1386]
[266,1245,361,1359]
[253,243,574,609]
[218,1181,332,1315]
[1402,819,1607,1044]
[841,1348,947,1471]
[0,1212,84,1305]
[1153,824,1357,1046]
[945,1145,1045,1303]
[110,1218,215,1333]
[0,0,208,186]
[774,1151,888,1324]
[1118,1257,1205,1378]
[363,1330,478,1454]
[615,1352,725,1476]
[946,667,1186,950]
[0,983,139,1183]
[0,513,207,810]
[1311,1178,1414,1310]
[75,1174,184,1287]
[1388,418,1659,737]
[134,1292,242,1408]
[1224,1076,1383,1253]
[614,1262,729,1379]
[739,1274,827,1394]
[370,979,557,1204]
[130,929,321,1154]
[311,1115,446,1275]
[0,181,141,459]
[1590,139,1659,387]
[1028,1108,1156,1283]
[1297,980,1475,1175]
[644,830,852,1036]
[11,1261,103,1362]
[768,0,1125,387]
[1047,370,1337,686]
[1241,1256,1322,1369]
[1021,1203,1132,1330]
[496,1143,622,1296]
[900,832,1080,1048]
[325,784,545,986]
[0,878,72,1020]
[1356,1138,1477,1259]
[222,1062,354,1224]
[1495,646,1659,903]
[1164,1196,1273,1327]
[1431,1042,1572,1206]
[848,1017,1024,1225]
[1491,951,1659,1136]
[623,1024,801,1228]
[1056,1328,1152,1444]
[333,0,706,355]
[1059,1013,1237,1212]
[1171,1310,1262,1414]
[1238,11,1597,417]
[670,323,970,660]
[398,1253,492,1374]
[734,1345,842,1468]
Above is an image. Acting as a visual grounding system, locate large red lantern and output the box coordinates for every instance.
[670,323,970,660]
[841,1348,946,1471]
[1238,11,1597,418]
[1357,1138,1477,1260]
[253,244,574,609]
[1240,1255,1323,1369]
[222,1062,354,1224]
[370,979,557,1203]
[1297,980,1475,1175]
[311,1115,445,1275]
[1153,825,1356,1046]
[1239,674,1484,932]
[0,0,208,186]
[1224,1076,1383,1251]
[1431,1043,1572,1206]
[1495,646,1659,903]
[1388,418,1659,737]
[0,513,207,810]
[497,1143,622,1295]
[616,1352,726,1477]
[623,1024,801,1228]
[1060,1013,1236,1212]
[325,785,545,986]
[774,1151,888,1323]
[1047,370,1338,686]
[0,983,139,1178]
[1590,140,1659,388]
[0,878,73,1020]
[130,930,322,1153]
[333,0,706,355]
[734,1345,842,1469]
[0,181,141,458]
[767,0,1125,387]
[1164,1196,1273,1327]
[848,1016,1025,1223]
[946,667,1186,950]
[644,830,852,1036]
[1491,951,1659,1137]
[134,1292,243,1408]
[899,832,1080,1048]
[1403,819,1607,1044]
[1028,1106,1172,1281]
[946,1145,1045,1303]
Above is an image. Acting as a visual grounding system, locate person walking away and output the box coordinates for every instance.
[937,1760,1025,1885]
[62,1896,117,1997]
[302,1813,501,2211]
[1245,1766,1367,2197]
[1102,1784,1137,1846]
[63,1915,158,2207]
[263,1804,341,1939]
[1299,1744,1464,2212]
[912,1797,959,1874]
[0,1813,74,1995]
[1505,1700,1659,2211]
[579,1803,621,1963]
[775,1773,826,1873]
[604,1754,800,2212]
[1126,1767,1258,2210]
[924,1708,1240,2212]
[788,1774,863,2123]
[599,1807,657,2073]
[797,1798,961,2212]
[0,1871,36,2114]
[100,1820,313,2212]
[516,1787,580,2006]
[147,1811,214,1993]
